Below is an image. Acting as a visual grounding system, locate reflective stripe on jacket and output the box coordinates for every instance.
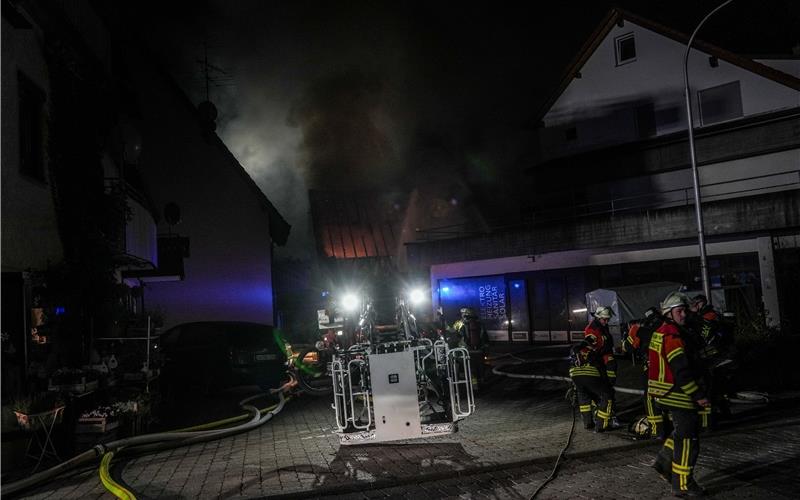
[569,365,601,377]
[585,319,616,378]
[647,322,706,410]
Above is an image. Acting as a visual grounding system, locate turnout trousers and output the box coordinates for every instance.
[653,404,702,494]
[645,395,672,440]
[571,374,614,430]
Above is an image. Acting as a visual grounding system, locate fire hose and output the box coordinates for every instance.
[492,361,770,400]
[3,378,296,498]
[491,358,647,395]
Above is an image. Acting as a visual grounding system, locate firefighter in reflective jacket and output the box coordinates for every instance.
[570,306,617,431]
[454,308,488,389]
[649,292,711,497]
[584,306,618,388]
[687,294,735,428]
[622,307,671,440]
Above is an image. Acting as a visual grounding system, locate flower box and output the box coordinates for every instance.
[76,416,120,434]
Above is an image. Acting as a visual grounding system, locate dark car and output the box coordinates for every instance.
[157,321,288,395]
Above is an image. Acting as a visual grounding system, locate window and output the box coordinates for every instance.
[615,33,636,65]
[18,72,46,181]
[698,81,743,126]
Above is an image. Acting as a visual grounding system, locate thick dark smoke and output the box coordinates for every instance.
[127,0,800,259]
[288,68,404,190]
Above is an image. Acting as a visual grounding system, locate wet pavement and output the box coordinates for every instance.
[11,347,800,499]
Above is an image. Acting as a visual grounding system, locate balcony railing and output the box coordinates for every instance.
[103,178,158,267]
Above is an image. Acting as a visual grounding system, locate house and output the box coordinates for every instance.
[109,24,290,329]
[1,0,289,401]
[406,9,800,342]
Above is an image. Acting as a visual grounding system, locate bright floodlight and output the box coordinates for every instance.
[409,288,426,305]
[341,293,360,312]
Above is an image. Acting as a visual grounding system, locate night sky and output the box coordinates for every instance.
[122,0,800,259]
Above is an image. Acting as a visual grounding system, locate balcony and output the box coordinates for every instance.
[103,179,158,269]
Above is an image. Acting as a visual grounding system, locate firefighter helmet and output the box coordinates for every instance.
[660,292,689,314]
[593,306,614,319]
[460,307,476,318]
[630,416,652,438]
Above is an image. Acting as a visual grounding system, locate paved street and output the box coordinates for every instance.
[13,353,800,499]
[329,409,800,499]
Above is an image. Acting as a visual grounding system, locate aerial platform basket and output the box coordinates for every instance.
[331,339,475,445]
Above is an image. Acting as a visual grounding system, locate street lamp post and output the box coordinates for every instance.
[683,0,734,303]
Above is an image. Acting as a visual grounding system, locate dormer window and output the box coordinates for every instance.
[615,33,636,66]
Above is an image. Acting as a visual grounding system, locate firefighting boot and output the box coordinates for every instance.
[594,400,614,432]
[672,438,704,497]
[672,477,706,497]
[651,438,673,483]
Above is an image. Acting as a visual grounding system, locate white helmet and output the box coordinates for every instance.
[593,306,614,319]
[630,416,652,437]
[660,292,689,315]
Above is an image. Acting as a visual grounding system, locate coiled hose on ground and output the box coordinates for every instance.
[3,379,294,498]
[491,358,647,395]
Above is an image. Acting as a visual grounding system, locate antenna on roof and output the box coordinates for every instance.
[194,36,233,133]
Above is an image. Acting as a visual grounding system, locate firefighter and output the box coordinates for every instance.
[687,294,736,427]
[570,306,619,432]
[584,306,618,386]
[455,307,488,389]
[687,295,723,358]
[649,292,710,497]
[622,307,671,440]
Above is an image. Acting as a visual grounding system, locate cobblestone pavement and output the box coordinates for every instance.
[319,409,800,499]
[14,352,800,499]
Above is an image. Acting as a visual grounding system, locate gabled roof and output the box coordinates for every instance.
[535,8,800,124]
[95,4,292,247]
[148,53,292,246]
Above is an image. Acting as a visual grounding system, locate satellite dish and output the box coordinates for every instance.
[164,202,181,226]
